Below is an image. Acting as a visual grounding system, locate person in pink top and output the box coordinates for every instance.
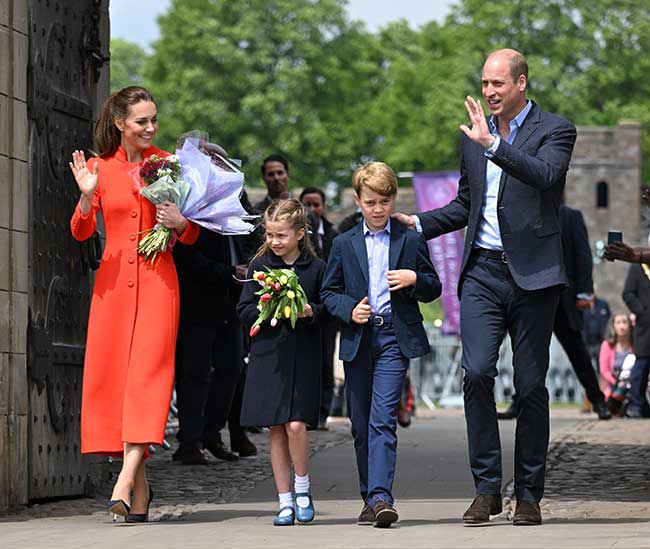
[599,313,634,400]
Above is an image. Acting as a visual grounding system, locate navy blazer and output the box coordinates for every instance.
[321,220,441,362]
[419,101,577,293]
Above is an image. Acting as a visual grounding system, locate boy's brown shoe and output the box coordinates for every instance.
[462,494,502,524]
[358,503,375,525]
[372,500,398,528]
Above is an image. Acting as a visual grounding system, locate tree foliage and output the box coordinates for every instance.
[111,0,650,187]
[110,38,147,93]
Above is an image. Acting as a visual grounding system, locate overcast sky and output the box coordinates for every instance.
[110,0,457,48]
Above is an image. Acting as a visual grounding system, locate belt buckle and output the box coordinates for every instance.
[501,251,508,264]
[372,315,384,327]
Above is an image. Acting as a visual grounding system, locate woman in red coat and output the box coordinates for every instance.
[69,86,199,521]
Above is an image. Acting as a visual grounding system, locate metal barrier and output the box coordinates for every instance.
[411,326,586,408]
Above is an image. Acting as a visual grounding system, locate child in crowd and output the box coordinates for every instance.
[321,162,441,527]
[600,313,634,413]
[237,199,326,526]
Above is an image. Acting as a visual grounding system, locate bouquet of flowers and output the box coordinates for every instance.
[136,154,190,261]
[134,136,256,263]
[248,268,309,337]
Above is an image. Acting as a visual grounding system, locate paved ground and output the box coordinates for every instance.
[1,409,649,548]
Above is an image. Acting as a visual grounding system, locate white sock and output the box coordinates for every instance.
[278,492,294,517]
[295,473,311,507]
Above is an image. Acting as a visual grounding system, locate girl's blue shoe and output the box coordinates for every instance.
[273,506,295,526]
[295,492,315,523]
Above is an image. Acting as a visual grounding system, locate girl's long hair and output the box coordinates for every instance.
[94,86,155,157]
[254,198,316,259]
[606,312,634,348]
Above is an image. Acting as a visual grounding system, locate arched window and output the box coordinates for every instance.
[596,181,609,208]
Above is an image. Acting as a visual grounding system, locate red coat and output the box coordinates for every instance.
[70,145,199,454]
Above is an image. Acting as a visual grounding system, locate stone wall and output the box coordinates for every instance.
[0,0,29,512]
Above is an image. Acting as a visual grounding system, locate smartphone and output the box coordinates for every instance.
[607,230,622,245]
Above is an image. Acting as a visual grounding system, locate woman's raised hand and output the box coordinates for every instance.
[69,150,99,197]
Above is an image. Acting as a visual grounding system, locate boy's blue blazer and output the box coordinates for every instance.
[321,220,441,362]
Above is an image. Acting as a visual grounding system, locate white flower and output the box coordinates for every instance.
[270,318,278,327]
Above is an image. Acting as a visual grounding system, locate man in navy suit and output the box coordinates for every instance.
[395,49,577,525]
[321,162,441,527]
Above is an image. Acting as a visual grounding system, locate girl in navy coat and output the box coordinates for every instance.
[238,198,326,526]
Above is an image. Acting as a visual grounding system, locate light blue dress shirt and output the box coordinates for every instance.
[364,219,391,314]
[474,100,532,250]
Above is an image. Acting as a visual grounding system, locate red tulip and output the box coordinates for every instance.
[274,282,282,292]
[256,273,266,281]
[260,293,272,303]
[249,325,260,337]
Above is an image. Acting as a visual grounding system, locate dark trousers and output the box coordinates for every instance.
[344,319,409,507]
[553,304,605,405]
[175,319,243,449]
[627,357,650,414]
[320,319,337,422]
[460,254,560,502]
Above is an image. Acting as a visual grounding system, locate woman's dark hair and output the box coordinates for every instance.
[94,86,155,157]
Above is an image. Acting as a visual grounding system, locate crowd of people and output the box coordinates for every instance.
[68,47,649,531]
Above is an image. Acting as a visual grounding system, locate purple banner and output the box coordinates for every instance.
[412,172,463,335]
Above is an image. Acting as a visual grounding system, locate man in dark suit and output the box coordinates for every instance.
[394,49,577,525]
[173,231,249,464]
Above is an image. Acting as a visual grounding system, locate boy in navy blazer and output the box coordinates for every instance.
[321,162,441,527]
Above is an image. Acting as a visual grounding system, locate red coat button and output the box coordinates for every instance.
[131,210,137,218]
[130,235,136,241]
[127,280,134,288]
[132,187,139,195]
[128,257,135,264]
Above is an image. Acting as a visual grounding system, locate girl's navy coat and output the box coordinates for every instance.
[238,250,326,428]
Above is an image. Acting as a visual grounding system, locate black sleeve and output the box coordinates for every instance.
[622,265,645,316]
[236,259,263,326]
[572,209,594,296]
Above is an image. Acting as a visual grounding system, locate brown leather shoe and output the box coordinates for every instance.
[372,500,398,528]
[358,502,374,525]
[462,494,502,524]
[512,500,542,526]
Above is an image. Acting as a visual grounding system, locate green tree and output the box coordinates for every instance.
[110,38,148,93]
[144,0,383,188]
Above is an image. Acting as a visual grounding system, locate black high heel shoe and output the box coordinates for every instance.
[125,486,154,523]
[108,498,131,518]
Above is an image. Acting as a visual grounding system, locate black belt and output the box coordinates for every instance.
[370,313,392,327]
[474,247,508,263]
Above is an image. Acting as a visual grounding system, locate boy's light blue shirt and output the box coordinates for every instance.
[363,218,391,314]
